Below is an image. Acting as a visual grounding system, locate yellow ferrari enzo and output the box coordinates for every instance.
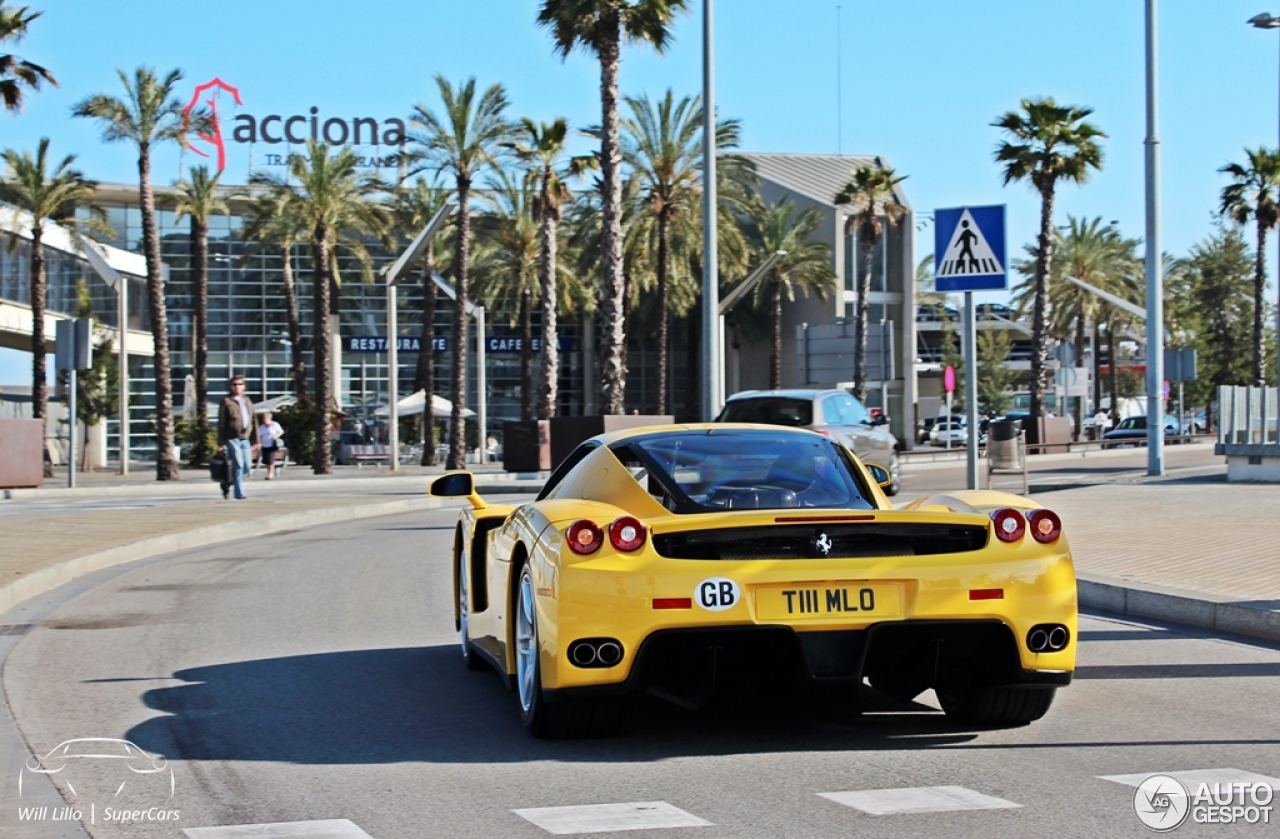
[430,424,1076,739]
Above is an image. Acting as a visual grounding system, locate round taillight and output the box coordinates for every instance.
[991,508,1026,543]
[566,520,604,555]
[608,516,647,552]
[1027,509,1062,543]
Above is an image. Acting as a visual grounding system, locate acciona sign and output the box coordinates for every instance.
[183,77,406,173]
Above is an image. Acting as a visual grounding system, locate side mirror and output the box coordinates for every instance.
[431,472,474,498]
[863,462,892,489]
[872,414,889,426]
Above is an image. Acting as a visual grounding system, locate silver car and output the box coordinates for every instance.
[716,389,901,495]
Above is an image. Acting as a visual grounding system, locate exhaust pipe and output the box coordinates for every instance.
[1048,626,1069,651]
[570,642,597,666]
[596,641,623,667]
[1028,628,1050,652]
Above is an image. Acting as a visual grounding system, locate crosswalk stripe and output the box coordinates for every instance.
[818,786,1022,816]
[183,819,374,839]
[1099,768,1280,791]
[512,802,713,835]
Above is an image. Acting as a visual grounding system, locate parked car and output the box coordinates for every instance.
[918,414,966,445]
[1181,410,1207,434]
[717,389,901,495]
[1102,415,1179,447]
[976,302,1018,321]
[929,421,969,447]
[915,303,960,323]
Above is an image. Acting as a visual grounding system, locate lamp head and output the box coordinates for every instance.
[1249,12,1280,28]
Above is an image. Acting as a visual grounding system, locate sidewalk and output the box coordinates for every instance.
[3,455,1278,644]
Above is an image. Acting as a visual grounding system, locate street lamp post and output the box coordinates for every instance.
[1144,0,1165,476]
[701,0,721,420]
[1249,11,1280,390]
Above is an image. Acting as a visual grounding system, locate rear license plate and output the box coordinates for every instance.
[754,582,903,620]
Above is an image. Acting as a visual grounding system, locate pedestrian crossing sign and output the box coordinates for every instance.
[933,205,1007,292]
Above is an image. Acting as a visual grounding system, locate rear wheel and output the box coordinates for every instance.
[936,683,1056,727]
[515,563,628,739]
[459,549,485,671]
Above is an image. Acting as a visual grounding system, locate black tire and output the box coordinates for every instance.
[516,563,627,739]
[884,454,902,497]
[459,547,486,671]
[936,684,1056,727]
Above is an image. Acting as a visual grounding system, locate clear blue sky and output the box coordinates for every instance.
[3,0,1279,383]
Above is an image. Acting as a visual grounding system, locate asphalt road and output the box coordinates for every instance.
[3,502,1278,839]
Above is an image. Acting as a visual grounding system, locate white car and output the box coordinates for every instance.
[929,421,969,447]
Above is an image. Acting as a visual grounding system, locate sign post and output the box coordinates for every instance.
[935,205,1007,488]
[943,365,956,451]
[55,318,92,488]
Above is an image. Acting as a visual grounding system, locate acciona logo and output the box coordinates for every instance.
[183,78,407,173]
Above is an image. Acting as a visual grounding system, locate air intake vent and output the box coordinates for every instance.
[652,523,988,560]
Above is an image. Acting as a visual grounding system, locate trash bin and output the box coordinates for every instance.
[987,419,1022,470]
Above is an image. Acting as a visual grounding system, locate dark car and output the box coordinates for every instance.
[1102,415,1179,447]
[976,303,1018,321]
[915,303,960,323]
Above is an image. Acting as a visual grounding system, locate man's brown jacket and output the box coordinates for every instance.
[217,395,260,445]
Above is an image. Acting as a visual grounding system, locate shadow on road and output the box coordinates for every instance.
[124,645,1008,765]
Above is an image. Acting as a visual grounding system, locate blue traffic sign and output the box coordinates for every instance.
[933,205,1007,292]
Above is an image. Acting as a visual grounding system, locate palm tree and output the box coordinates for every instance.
[0,4,54,112]
[993,97,1105,428]
[73,66,208,481]
[739,196,836,388]
[1219,147,1280,386]
[408,75,512,469]
[537,0,691,415]
[1012,217,1140,432]
[507,117,596,419]
[253,140,388,473]
[390,178,452,464]
[619,90,705,414]
[169,165,232,465]
[0,138,103,474]
[473,171,541,420]
[834,164,908,401]
[241,189,308,400]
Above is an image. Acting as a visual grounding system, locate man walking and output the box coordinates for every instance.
[217,375,259,499]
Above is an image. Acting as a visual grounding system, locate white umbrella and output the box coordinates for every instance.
[375,390,475,419]
[255,394,297,414]
[181,374,196,420]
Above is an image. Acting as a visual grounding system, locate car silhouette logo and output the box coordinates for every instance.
[22,738,172,799]
[813,532,833,557]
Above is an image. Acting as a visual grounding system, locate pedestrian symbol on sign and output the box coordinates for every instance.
[937,209,1004,279]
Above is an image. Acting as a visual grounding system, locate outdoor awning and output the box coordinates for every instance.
[375,390,475,419]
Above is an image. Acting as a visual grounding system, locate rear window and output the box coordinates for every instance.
[718,397,813,427]
[611,429,874,513]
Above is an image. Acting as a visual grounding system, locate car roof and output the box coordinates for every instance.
[725,389,844,401]
[590,422,831,447]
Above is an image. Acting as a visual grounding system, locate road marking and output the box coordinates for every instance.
[818,786,1022,815]
[183,819,374,839]
[1099,768,1280,791]
[512,801,712,834]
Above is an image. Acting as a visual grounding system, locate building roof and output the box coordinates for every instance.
[0,204,147,278]
[737,153,912,211]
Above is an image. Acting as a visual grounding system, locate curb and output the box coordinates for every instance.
[0,496,444,615]
[1077,577,1280,644]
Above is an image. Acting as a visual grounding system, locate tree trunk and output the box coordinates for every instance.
[447,177,471,470]
[280,242,306,399]
[414,244,437,465]
[770,271,783,390]
[853,221,877,402]
[596,9,627,414]
[139,154,179,480]
[537,208,559,420]
[1029,184,1057,429]
[311,222,333,473]
[655,208,670,414]
[29,226,52,476]
[519,277,533,421]
[192,216,211,464]
[1253,220,1267,387]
